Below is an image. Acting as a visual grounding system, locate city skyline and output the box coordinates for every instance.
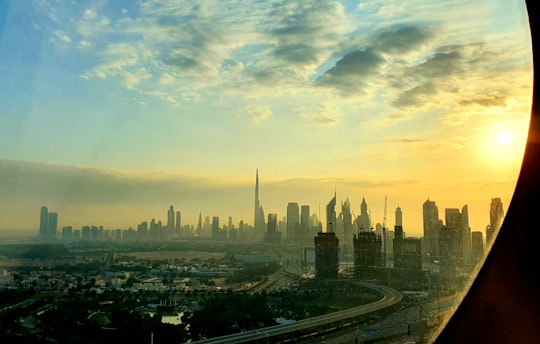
[0,0,531,236]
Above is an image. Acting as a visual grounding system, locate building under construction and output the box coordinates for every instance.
[314,231,339,279]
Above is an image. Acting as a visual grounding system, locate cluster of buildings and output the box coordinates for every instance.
[37,169,505,290]
[309,196,505,290]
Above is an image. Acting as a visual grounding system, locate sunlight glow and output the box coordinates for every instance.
[497,132,514,145]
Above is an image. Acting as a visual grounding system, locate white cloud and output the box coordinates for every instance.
[83,9,98,21]
[241,104,272,123]
[53,30,72,43]
[159,73,176,85]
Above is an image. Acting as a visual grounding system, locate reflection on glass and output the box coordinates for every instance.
[0,0,532,343]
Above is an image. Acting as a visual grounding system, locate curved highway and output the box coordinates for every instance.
[191,282,402,344]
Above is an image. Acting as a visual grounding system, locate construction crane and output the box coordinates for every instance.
[382,196,387,267]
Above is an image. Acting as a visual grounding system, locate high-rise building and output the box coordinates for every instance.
[175,211,181,232]
[423,199,441,258]
[314,231,339,279]
[439,225,459,282]
[342,199,353,249]
[212,216,220,239]
[395,206,403,227]
[393,222,404,268]
[487,198,504,245]
[62,226,73,241]
[461,205,471,264]
[197,212,203,237]
[445,207,470,265]
[39,206,48,240]
[300,205,311,243]
[254,168,266,236]
[471,231,484,266]
[167,205,175,232]
[356,197,371,232]
[264,213,281,245]
[353,231,383,274]
[287,202,300,240]
[48,212,58,240]
[326,193,336,233]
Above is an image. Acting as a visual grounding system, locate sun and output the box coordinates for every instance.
[497,132,514,145]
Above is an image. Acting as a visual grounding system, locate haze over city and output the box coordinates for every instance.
[0,0,532,236]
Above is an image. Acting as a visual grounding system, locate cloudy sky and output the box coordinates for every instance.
[0,0,532,237]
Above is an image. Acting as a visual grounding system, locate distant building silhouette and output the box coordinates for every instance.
[287,202,300,241]
[423,199,442,259]
[47,213,58,240]
[398,238,422,271]
[314,231,339,279]
[356,197,371,232]
[353,231,383,274]
[393,221,404,268]
[167,205,175,233]
[326,193,336,233]
[212,216,221,240]
[300,205,311,243]
[175,211,181,234]
[341,199,353,253]
[39,206,48,240]
[487,198,504,245]
[264,213,281,245]
[471,231,484,266]
[253,168,266,238]
[62,226,73,241]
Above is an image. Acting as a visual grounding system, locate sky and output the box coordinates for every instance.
[0,0,533,237]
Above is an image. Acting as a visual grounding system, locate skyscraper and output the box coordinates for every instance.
[341,199,353,251]
[287,202,299,240]
[357,197,371,232]
[264,213,281,245]
[212,216,220,239]
[461,205,471,264]
[253,168,265,235]
[326,193,336,233]
[471,231,484,266]
[300,205,311,242]
[48,212,58,240]
[395,206,403,227]
[167,205,175,232]
[196,212,203,237]
[314,231,339,279]
[487,198,504,245]
[39,206,48,240]
[175,211,181,232]
[423,199,441,258]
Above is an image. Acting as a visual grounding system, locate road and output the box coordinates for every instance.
[191,282,403,344]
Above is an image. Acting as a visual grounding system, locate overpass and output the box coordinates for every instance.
[191,282,403,344]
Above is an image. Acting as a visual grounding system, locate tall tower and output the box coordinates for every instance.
[48,212,58,240]
[175,211,181,232]
[39,206,48,240]
[326,193,336,233]
[196,212,203,237]
[287,202,300,240]
[301,205,311,242]
[423,199,441,258]
[254,168,259,227]
[357,197,371,232]
[487,198,504,245]
[314,231,339,279]
[253,168,265,234]
[395,206,403,227]
[167,205,175,232]
[462,205,471,264]
[342,199,353,249]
